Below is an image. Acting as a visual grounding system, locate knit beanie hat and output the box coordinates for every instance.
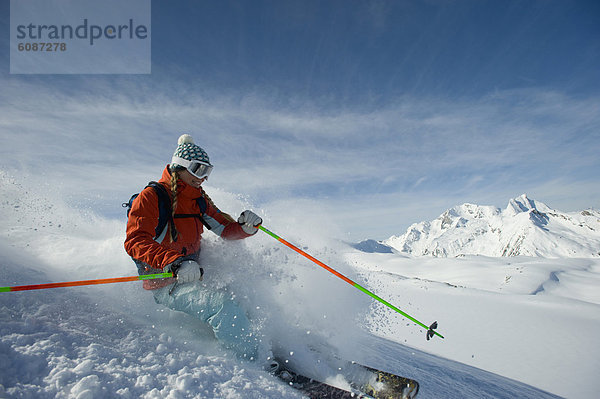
[171,134,211,169]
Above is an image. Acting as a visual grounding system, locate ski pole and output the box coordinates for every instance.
[0,272,173,293]
[258,225,444,340]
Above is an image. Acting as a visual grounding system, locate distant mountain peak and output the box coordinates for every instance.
[505,193,551,216]
[382,195,600,258]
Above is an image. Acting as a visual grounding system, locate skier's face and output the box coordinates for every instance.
[179,169,206,189]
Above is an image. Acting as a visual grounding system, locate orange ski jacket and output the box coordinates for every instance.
[124,165,251,287]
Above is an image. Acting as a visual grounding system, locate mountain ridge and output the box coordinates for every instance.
[364,194,600,258]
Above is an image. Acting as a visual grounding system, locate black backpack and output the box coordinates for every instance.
[123,181,213,243]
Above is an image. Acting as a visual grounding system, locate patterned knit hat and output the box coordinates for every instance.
[171,134,211,168]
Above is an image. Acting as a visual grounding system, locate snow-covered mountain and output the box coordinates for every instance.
[383,194,600,258]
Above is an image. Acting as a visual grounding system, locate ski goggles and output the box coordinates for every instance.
[172,156,214,179]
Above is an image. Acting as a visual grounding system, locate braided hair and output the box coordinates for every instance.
[169,166,181,243]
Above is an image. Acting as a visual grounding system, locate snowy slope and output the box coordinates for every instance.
[1,174,599,398]
[384,194,600,258]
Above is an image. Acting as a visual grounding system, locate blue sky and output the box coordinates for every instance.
[1,0,599,240]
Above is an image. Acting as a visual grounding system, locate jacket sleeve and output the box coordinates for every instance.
[200,190,252,240]
[124,187,181,270]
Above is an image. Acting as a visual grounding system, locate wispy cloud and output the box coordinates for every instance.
[0,77,598,239]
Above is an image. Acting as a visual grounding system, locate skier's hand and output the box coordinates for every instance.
[238,210,262,235]
[173,260,203,283]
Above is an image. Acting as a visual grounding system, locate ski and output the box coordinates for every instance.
[351,364,419,399]
[270,360,364,398]
[269,358,419,399]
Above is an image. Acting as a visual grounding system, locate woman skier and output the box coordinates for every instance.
[124,134,263,360]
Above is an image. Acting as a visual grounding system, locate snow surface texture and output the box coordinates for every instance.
[384,194,600,258]
[1,172,598,398]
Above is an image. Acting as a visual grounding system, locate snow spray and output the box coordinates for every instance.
[258,225,444,340]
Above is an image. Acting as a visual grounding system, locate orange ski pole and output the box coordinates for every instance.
[0,272,173,292]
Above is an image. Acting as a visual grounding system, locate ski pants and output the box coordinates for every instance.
[152,282,258,361]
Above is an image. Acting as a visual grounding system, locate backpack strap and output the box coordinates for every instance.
[146,181,178,243]
[170,193,218,232]
[136,183,220,242]
[195,196,213,230]
[148,183,212,240]
[192,190,236,235]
